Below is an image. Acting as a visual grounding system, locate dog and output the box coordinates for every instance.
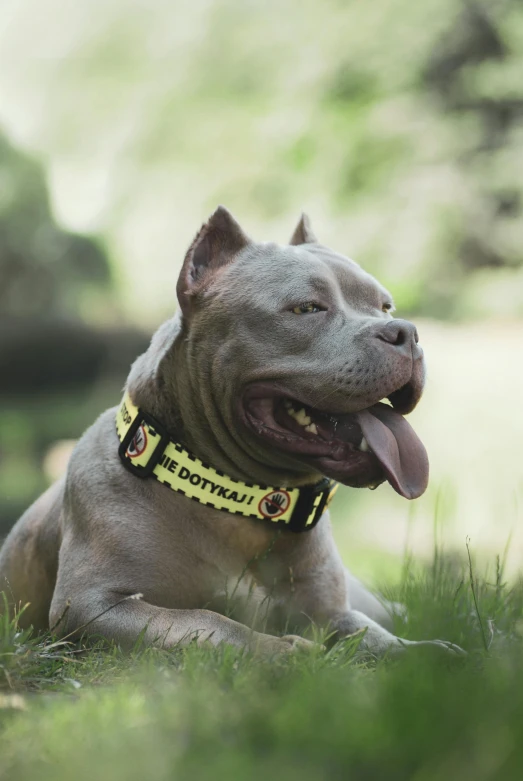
[0,208,462,656]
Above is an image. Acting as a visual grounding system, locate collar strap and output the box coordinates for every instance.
[115,393,338,533]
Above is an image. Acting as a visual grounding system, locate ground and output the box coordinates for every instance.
[1,551,522,781]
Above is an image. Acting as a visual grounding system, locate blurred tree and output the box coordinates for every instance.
[0,130,149,533]
[1,0,523,323]
[0,132,111,318]
[423,0,523,274]
[0,131,149,398]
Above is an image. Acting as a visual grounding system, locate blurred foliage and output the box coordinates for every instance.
[0,133,149,533]
[1,0,523,542]
[1,552,523,780]
[0,132,111,319]
[1,0,523,318]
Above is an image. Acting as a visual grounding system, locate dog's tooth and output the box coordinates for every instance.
[295,408,309,426]
[285,405,314,427]
[305,423,318,435]
[359,436,369,452]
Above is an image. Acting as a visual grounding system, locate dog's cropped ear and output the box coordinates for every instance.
[289,213,317,245]
[177,206,251,318]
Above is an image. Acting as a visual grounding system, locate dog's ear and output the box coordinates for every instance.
[289,213,317,245]
[177,206,251,318]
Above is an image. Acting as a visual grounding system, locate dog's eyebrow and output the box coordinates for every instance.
[380,286,395,306]
[306,276,333,297]
[336,271,395,311]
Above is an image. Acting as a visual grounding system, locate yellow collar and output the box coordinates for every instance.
[115,393,338,533]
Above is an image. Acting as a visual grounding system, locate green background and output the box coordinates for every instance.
[1,0,522,579]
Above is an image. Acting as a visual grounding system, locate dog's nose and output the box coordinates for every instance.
[376,320,421,358]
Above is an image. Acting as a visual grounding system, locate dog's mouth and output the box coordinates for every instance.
[242,383,428,499]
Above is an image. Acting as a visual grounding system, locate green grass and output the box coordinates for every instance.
[1,552,523,781]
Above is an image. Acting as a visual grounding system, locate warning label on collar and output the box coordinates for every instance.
[258,490,291,519]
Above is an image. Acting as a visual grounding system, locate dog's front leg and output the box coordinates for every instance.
[49,591,314,657]
[284,576,465,657]
[267,521,465,657]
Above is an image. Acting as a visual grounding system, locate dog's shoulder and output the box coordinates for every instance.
[65,407,134,514]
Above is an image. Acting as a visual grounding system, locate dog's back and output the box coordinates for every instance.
[0,478,64,629]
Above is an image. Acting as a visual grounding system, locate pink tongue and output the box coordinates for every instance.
[355,403,429,499]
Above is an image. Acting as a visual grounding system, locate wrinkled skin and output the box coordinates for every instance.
[0,208,463,658]
[143,230,427,498]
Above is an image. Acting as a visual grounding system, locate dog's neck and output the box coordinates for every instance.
[126,315,319,488]
[127,316,184,433]
[126,316,256,482]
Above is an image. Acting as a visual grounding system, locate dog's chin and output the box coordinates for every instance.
[241,382,429,500]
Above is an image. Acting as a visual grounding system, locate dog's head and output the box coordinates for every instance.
[172,206,428,499]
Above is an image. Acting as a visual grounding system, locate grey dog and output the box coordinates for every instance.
[0,208,462,656]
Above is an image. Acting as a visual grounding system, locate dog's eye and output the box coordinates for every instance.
[382,302,394,314]
[291,302,322,314]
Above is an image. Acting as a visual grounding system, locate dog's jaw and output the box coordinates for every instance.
[240,374,429,499]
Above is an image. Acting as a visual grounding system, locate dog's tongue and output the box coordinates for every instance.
[354,403,429,499]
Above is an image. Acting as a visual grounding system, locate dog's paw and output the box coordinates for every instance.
[252,632,320,656]
[397,638,467,657]
[280,634,321,653]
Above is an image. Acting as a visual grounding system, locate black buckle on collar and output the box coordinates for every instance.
[287,477,333,533]
[118,411,170,478]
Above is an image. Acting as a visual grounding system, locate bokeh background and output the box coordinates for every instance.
[1,0,522,584]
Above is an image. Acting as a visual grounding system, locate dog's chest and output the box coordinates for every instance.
[146,487,287,605]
